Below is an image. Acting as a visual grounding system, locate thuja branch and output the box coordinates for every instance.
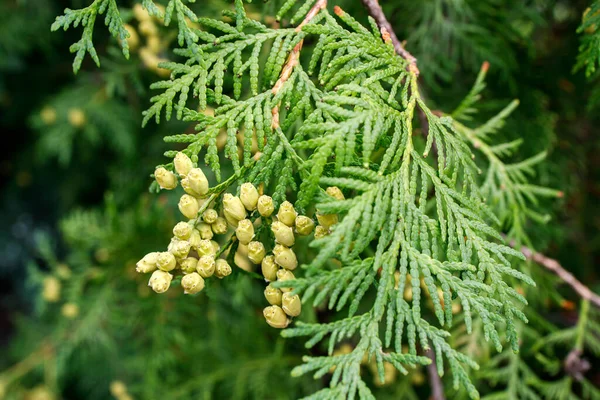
[359,0,419,75]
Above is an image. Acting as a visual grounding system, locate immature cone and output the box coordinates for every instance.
[257,195,274,217]
[235,219,254,245]
[122,24,139,50]
[317,212,338,229]
[203,208,218,224]
[197,222,214,240]
[314,225,329,239]
[196,239,216,256]
[295,215,315,236]
[282,292,302,317]
[215,259,232,279]
[148,270,173,293]
[277,201,297,226]
[68,108,86,127]
[42,277,61,302]
[223,193,246,222]
[271,221,295,247]
[196,255,215,278]
[273,244,297,270]
[179,257,198,274]
[173,222,192,240]
[186,168,209,196]
[326,186,345,200]
[40,106,57,124]
[247,241,266,264]
[169,240,191,259]
[240,182,259,210]
[276,269,295,292]
[136,252,159,273]
[154,167,177,190]
[188,229,202,248]
[156,252,176,272]
[264,284,283,305]
[263,305,289,328]
[109,381,127,398]
[179,194,199,219]
[181,272,205,294]
[261,255,279,281]
[61,303,79,319]
[211,217,228,235]
[174,152,193,177]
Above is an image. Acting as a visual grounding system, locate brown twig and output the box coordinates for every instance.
[515,242,600,308]
[359,0,419,76]
[425,348,446,400]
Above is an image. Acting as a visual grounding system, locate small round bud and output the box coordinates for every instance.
[138,19,157,36]
[211,217,228,234]
[223,193,246,221]
[174,152,193,177]
[148,270,173,293]
[179,194,199,219]
[181,272,205,294]
[295,215,315,236]
[173,222,192,240]
[247,241,266,264]
[181,177,201,197]
[276,269,295,292]
[240,182,259,210]
[271,221,295,247]
[261,255,279,281]
[156,252,176,272]
[214,259,232,279]
[56,263,72,279]
[282,292,302,317]
[179,257,198,274]
[273,244,297,270]
[136,252,159,273]
[263,305,289,328]
[154,167,177,190]
[316,212,338,229]
[186,168,209,197]
[61,302,79,318]
[110,381,127,398]
[196,255,215,277]
[68,108,86,127]
[235,219,254,245]
[133,3,150,21]
[277,201,297,226]
[188,229,202,248]
[326,186,345,200]
[196,239,216,257]
[197,222,214,240]
[42,277,61,302]
[169,240,191,259]
[257,195,274,217]
[203,208,218,224]
[264,284,283,305]
[314,225,329,239]
[40,106,57,125]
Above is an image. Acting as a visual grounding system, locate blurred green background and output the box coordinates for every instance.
[0,0,599,399]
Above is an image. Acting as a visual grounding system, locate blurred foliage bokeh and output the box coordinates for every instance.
[1,0,599,399]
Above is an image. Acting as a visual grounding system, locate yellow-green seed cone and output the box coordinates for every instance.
[196,239,216,257]
[181,272,205,294]
[326,186,345,200]
[42,276,61,302]
[282,292,302,317]
[156,252,176,272]
[173,221,192,240]
[215,259,232,279]
[263,305,289,328]
[186,168,209,197]
[240,182,259,211]
[257,195,274,217]
[148,270,173,293]
[211,217,228,235]
[264,284,283,305]
[174,152,193,177]
[314,225,329,239]
[247,241,266,264]
[271,221,295,247]
[179,257,198,274]
[277,201,297,226]
[261,255,279,281]
[179,194,199,219]
[188,229,202,248]
[235,219,254,245]
[197,222,214,240]
[181,177,202,197]
[276,269,295,292]
[203,208,218,224]
[169,239,191,259]
[295,215,315,236]
[136,252,159,273]
[316,212,338,229]
[196,255,215,278]
[273,244,297,270]
[223,193,246,221]
[154,167,177,190]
